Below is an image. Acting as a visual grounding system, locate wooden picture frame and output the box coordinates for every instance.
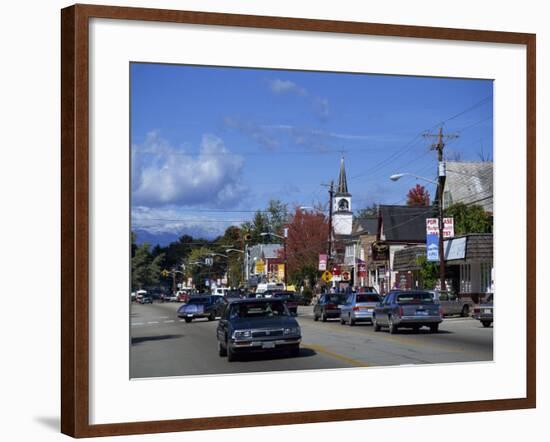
[61,3,536,437]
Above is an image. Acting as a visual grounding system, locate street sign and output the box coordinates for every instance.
[426,217,454,238]
[255,259,265,274]
[318,254,327,271]
[357,259,366,278]
[342,271,351,281]
[277,264,285,281]
[321,270,333,283]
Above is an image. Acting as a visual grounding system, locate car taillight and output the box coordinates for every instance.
[353,306,360,311]
[398,306,404,316]
[327,303,336,309]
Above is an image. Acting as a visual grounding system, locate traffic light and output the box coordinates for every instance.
[243,233,252,242]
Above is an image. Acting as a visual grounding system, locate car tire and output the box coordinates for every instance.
[218,342,227,357]
[289,344,300,357]
[313,314,319,322]
[184,318,192,323]
[227,345,237,362]
[340,316,345,325]
[373,316,381,332]
[349,314,355,326]
[430,324,439,333]
[208,312,215,321]
[388,316,398,334]
[322,313,327,322]
[481,321,492,328]
[461,305,470,317]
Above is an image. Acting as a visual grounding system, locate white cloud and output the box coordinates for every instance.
[132,132,246,207]
[268,79,307,96]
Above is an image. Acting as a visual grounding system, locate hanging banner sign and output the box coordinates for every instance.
[427,233,439,262]
[357,259,367,278]
[318,254,327,271]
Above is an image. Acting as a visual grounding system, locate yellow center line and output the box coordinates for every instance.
[302,343,370,367]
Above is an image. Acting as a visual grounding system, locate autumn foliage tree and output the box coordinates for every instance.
[406,184,431,207]
[281,206,329,286]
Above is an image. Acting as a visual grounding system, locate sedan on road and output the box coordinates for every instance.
[429,290,473,317]
[339,292,381,325]
[373,290,443,334]
[216,298,301,362]
[313,293,348,322]
[177,295,226,323]
[472,294,494,327]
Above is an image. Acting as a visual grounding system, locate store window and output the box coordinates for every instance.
[460,263,472,293]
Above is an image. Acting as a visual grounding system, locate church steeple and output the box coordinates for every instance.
[336,156,350,196]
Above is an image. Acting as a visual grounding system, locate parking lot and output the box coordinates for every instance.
[130,302,493,378]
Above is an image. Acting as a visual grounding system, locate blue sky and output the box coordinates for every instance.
[130,63,493,244]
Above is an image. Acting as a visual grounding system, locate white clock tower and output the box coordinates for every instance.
[333,157,353,235]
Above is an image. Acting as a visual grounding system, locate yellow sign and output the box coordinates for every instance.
[321,270,333,283]
[161,269,170,277]
[277,264,285,281]
[255,259,265,274]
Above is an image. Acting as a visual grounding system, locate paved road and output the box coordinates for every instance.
[130,302,493,378]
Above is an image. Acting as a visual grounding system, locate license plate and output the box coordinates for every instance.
[186,314,193,317]
[262,342,275,349]
[484,309,492,314]
[416,310,429,316]
[367,308,374,312]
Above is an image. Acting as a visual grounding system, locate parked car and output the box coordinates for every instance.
[168,293,179,302]
[177,295,226,322]
[216,298,301,362]
[373,290,443,334]
[267,291,299,315]
[429,290,473,317]
[339,292,381,325]
[472,294,494,327]
[313,293,348,322]
[177,290,189,303]
[138,293,153,304]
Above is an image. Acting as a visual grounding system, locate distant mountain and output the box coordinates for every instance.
[133,226,221,247]
[133,230,180,247]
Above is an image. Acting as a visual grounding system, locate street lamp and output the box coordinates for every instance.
[260,231,288,286]
[390,171,446,292]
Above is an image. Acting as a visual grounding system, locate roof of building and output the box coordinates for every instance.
[443,161,493,212]
[352,216,378,236]
[379,205,436,243]
[393,245,427,271]
[336,156,350,196]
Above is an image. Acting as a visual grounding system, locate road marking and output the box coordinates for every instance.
[164,320,175,323]
[147,321,159,324]
[131,322,144,326]
[302,343,370,367]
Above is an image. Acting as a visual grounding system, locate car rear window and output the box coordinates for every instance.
[326,294,347,303]
[229,301,288,318]
[356,294,380,303]
[396,292,434,304]
[188,297,210,304]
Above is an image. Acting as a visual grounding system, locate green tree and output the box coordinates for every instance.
[416,255,439,290]
[131,243,164,290]
[355,204,378,219]
[445,203,492,235]
[266,199,289,236]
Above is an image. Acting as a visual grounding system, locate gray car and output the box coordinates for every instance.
[373,290,443,334]
[429,290,473,317]
[216,298,301,362]
[472,293,493,327]
[339,292,381,325]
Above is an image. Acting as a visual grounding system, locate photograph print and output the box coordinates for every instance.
[130,63,494,379]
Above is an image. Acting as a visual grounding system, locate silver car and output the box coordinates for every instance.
[339,292,381,325]
[430,290,473,317]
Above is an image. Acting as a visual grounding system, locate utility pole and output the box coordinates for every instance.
[424,127,458,292]
[327,180,334,259]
